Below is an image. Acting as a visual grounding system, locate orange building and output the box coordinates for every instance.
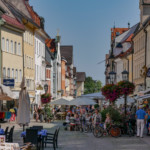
[61,57,67,96]
[111,28,129,41]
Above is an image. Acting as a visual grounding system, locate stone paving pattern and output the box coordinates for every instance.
[1,120,150,150]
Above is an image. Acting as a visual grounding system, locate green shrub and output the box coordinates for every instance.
[101,106,121,122]
[94,104,99,109]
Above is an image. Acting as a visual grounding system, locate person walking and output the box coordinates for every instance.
[136,105,146,138]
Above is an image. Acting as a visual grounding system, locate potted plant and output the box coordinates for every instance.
[41,93,52,104]
[44,104,53,123]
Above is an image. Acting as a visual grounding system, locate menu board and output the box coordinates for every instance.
[0,143,19,150]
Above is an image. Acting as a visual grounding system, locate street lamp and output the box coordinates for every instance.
[106,76,110,84]
[122,70,129,118]
[109,71,116,84]
[44,84,48,94]
[122,70,129,81]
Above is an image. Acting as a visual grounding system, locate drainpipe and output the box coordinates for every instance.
[0,18,4,84]
[144,29,147,90]
[132,41,134,83]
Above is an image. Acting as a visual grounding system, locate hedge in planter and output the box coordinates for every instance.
[101,106,121,123]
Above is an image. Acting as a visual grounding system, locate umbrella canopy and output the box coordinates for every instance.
[0,84,17,100]
[69,97,96,106]
[82,92,105,99]
[116,96,135,106]
[17,78,30,128]
[50,98,70,105]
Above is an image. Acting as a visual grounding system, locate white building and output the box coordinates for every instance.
[34,29,49,105]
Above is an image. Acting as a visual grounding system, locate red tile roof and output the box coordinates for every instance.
[125,34,133,42]
[2,14,24,30]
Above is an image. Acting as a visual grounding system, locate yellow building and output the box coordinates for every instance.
[23,22,36,98]
[0,1,25,97]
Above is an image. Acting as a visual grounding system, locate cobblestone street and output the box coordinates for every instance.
[1,120,150,150]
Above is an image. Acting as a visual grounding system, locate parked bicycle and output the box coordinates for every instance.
[93,123,121,138]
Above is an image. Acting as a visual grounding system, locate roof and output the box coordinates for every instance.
[76,72,86,82]
[5,0,32,19]
[111,28,129,41]
[2,14,24,30]
[60,46,73,65]
[121,23,140,43]
[4,0,39,28]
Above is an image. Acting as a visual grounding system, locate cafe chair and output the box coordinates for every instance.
[43,128,58,150]
[6,126,15,142]
[24,129,41,150]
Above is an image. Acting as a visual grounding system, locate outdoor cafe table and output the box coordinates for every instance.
[0,129,4,135]
[21,129,47,138]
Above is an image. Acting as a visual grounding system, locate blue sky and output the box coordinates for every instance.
[30,0,139,85]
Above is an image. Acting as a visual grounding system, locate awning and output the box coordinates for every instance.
[0,84,17,100]
[137,94,150,101]
[139,89,150,95]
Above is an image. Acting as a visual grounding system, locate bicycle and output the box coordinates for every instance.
[93,123,121,138]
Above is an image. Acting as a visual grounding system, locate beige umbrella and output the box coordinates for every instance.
[17,78,30,131]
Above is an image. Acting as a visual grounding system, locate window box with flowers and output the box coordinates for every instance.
[41,94,52,104]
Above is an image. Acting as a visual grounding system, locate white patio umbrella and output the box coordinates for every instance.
[82,92,105,99]
[50,98,70,105]
[69,97,96,106]
[17,78,30,131]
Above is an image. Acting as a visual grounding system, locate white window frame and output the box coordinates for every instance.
[11,40,13,53]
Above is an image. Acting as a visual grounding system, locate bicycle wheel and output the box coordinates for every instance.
[110,127,121,138]
[93,126,103,138]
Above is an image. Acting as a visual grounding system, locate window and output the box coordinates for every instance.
[12,69,14,79]
[35,39,36,54]
[37,41,38,54]
[27,56,28,68]
[39,43,41,55]
[18,43,21,55]
[15,69,18,82]
[6,39,9,52]
[3,67,6,78]
[14,42,17,54]
[31,58,33,69]
[7,68,10,78]
[19,70,22,82]
[2,37,5,51]
[11,40,13,53]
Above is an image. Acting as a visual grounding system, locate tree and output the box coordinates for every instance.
[84,76,102,94]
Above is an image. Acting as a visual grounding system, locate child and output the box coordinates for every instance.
[104,113,111,130]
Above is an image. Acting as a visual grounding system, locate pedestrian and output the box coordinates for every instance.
[136,105,146,138]
[92,109,102,127]
[145,109,150,135]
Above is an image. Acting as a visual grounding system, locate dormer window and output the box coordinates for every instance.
[116,32,120,36]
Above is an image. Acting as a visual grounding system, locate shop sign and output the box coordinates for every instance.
[3,79,15,87]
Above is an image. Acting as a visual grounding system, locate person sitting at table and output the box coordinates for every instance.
[75,114,80,131]
[70,114,76,131]
[63,113,70,130]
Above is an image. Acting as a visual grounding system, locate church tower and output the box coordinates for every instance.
[139,0,150,25]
